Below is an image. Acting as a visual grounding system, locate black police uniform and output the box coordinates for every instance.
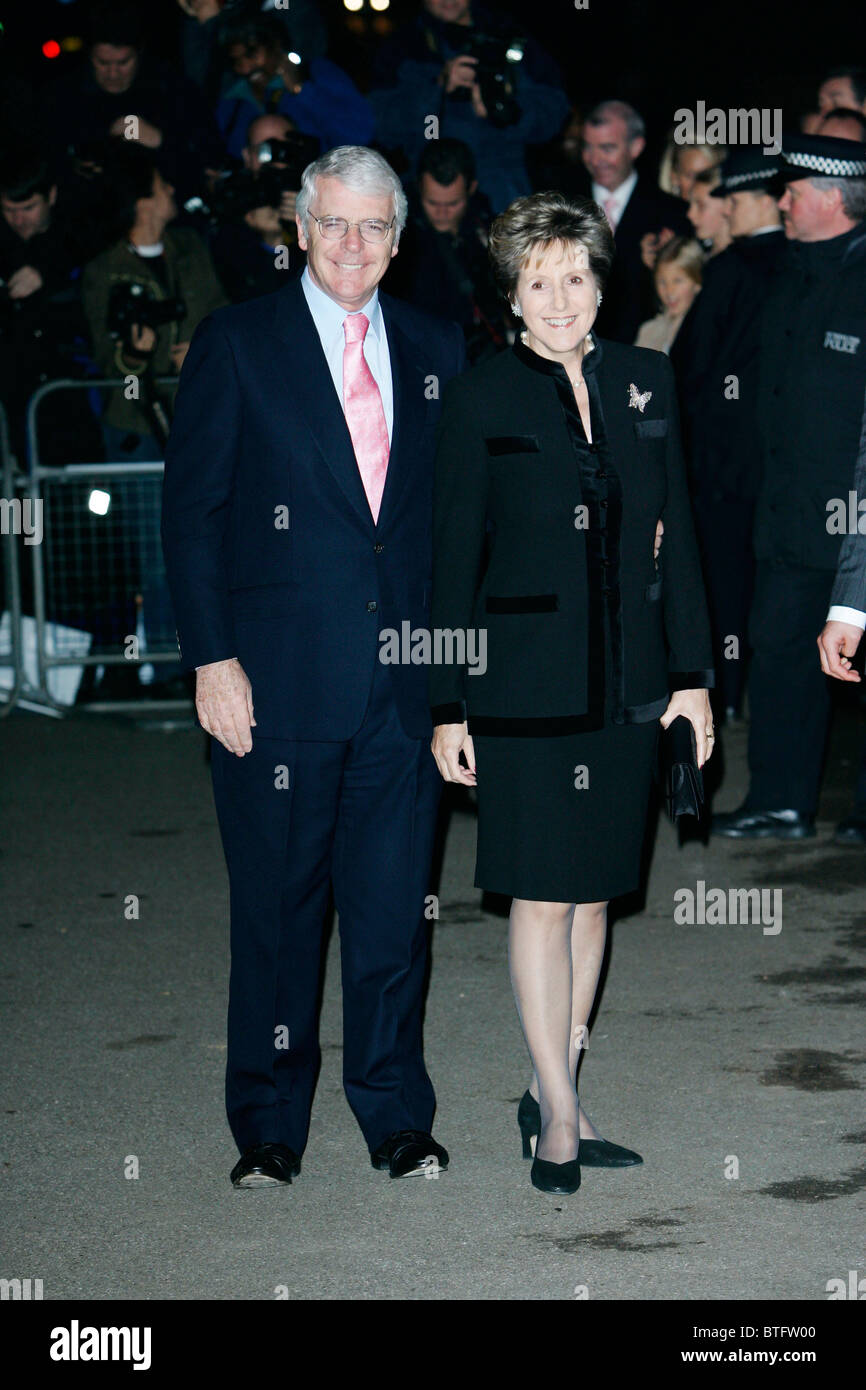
[746,220,866,816]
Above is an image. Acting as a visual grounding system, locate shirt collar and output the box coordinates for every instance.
[301,266,384,344]
[513,329,603,379]
[592,169,637,211]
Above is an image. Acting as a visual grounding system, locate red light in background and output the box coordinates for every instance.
[42,39,62,59]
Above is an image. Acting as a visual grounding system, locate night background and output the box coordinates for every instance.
[1,0,862,154]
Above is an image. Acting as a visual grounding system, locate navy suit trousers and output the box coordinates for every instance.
[212,654,441,1156]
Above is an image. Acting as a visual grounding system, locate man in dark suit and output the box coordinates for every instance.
[161,145,465,1188]
[574,99,689,343]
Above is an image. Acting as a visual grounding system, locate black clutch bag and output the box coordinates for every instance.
[659,716,704,821]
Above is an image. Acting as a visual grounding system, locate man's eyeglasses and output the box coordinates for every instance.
[309,215,396,243]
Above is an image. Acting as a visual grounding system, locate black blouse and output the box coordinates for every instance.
[512,332,625,727]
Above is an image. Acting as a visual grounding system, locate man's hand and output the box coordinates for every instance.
[818,620,863,682]
[431,721,476,785]
[121,322,157,370]
[7,265,43,298]
[639,227,675,270]
[196,657,256,755]
[279,189,298,223]
[440,54,478,94]
[660,688,714,768]
[654,518,664,561]
[109,115,163,148]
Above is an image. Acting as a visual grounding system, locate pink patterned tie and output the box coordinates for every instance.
[603,197,618,230]
[342,312,389,523]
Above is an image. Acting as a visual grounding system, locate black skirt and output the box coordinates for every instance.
[472,616,660,903]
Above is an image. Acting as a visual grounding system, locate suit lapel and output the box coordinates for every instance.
[268,279,374,528]
[377,297,428,526]
[614,178,641,248]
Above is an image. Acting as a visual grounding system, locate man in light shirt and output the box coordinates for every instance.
[578,99,689,343]
[162,146,465,1189]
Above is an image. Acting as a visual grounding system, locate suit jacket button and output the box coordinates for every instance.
[367,600,378,613]
[374,542,384,553]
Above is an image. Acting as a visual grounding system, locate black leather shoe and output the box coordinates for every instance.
[711,806,815,839]
[230,1142,300,1189]
[531,1154,580,1194]
[579,1138,642,1167]
[370,1130,449,1178]
[834,811,866,846]
[518,1090,641,1166]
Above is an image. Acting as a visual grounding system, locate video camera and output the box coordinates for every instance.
[256,131,319,193]
[451,29,526,129]
[183,132,318,228]
[107,281,186,342]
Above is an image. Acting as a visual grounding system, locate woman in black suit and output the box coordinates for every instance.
[429,192,715,1195]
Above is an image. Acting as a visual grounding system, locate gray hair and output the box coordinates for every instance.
[296,145,408,243]
[585,99,645,142]
[808,175,866,221]
[488,190,615,300]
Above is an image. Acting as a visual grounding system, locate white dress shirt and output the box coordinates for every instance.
[301,265,393,443]
[827,605,866,629]
[591,170,637,230]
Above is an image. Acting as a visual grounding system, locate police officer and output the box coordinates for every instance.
[680,150,785,725]
[713,134,866,838]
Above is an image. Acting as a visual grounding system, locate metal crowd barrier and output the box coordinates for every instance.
[21,377,192,716]
[0,401,24,715]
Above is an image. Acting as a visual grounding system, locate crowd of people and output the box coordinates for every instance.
[3,0,866,847]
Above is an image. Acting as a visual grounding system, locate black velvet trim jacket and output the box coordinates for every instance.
[429,334,714,735]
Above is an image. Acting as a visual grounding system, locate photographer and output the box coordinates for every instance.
[242,113,316,228]
[81,141,227,461]
[387,138,507,363]
[0,155,94,463]
[369,0,569,213]
[177,1,328,107]
[215,13,373,160]
[43,2,225,205]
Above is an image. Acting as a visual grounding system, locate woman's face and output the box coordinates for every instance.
[655,263,699,318]
[515,239,598,360]
[673,148,714,201]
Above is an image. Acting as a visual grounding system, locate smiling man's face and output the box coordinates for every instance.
[296,176,398,312]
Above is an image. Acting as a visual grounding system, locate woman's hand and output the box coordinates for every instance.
[431,722,477,785]
[660,688,714,767]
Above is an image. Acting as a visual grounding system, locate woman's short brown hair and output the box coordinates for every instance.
[488,190,615,301]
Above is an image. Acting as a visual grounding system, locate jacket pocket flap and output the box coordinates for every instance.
[485,434,542,455]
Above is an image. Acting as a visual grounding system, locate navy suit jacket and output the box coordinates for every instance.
[161,277,466,740]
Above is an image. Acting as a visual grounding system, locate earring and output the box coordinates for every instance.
[511,302,522,317]
[597,292,603,306]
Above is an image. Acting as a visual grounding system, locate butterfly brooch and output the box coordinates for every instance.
[628,383,652,412]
